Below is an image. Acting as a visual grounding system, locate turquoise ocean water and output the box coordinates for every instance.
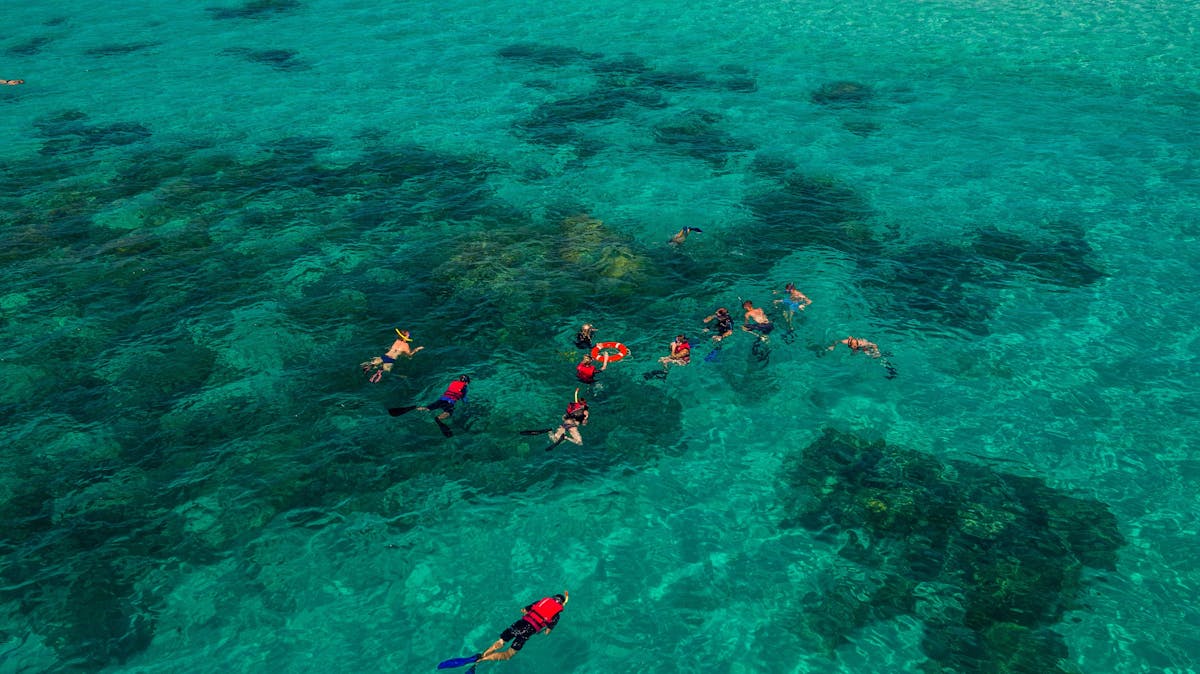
[2,0,1199,672]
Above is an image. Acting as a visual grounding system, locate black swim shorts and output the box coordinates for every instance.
[499,619,539,651]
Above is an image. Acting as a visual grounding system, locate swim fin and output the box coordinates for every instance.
[388,405,418,416]
[437,654,481,669]
[435,418,454,438]
[520,429,555,435]
[545,437,567,452]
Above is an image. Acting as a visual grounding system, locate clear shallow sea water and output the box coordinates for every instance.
[2,0,1198,672]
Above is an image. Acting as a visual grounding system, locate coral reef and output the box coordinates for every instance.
[780,429,1124,673]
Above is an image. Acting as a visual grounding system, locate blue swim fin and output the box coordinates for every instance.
[437,654,481,669]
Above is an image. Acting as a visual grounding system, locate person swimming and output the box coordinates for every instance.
[361,328,424,383]
[668,226,702,245]
[702,307,734,341]
[741,300,774,341]
[574,323,597,349]
[774,282,811,331]
[2,80,25,86]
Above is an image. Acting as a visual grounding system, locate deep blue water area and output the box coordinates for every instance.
[2,1,1198,672]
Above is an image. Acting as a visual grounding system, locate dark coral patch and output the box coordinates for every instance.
[33,110,151,156]
[652,109,754,167]
[859,242,997,336]
[207,0,300,19]
[496,42,601,67]
[85,41,162,57]
[742,171,880,258]
[811,80,874,107]
[780,429,1123,672]
[6,36,55,57]
[222,47,310,71]
[973,222,1104,288]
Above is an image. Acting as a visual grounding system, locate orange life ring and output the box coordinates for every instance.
[590,341,629,363]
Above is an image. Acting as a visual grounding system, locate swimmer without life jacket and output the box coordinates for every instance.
[522,595,566,630]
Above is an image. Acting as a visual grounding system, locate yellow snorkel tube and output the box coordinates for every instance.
[395,328,411,342]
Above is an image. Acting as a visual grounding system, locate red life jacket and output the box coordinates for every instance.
[443,380,468,401]
[522,596,564,629]
[676,339,691,361]
[576,363,596,382]
[565,401,587,417]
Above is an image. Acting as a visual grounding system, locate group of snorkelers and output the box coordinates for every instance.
[362,231,897,670]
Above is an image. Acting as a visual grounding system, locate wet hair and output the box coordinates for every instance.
[553,593,566,603]
[458,374,471,383]
[717,307,728,315]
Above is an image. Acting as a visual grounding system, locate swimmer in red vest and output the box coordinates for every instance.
[389,375,470,437]
[478,592,569,662]
[547,393,589,450]
[575,353,609,384]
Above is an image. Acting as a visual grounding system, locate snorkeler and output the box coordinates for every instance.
[574,323,597,349]
[827,336,898,378]
[773,282,812,331]
[741,300,774,341]
[361,328,424,383]
[828,336,881,358]
[388,375,469,437]
[668,226,703,245]
[576,353,609,385]
[1,79,25,86]
[702,307,734,341]
[480,592,569,662]
[645,334,691,379]
[546,391,590,451]
[436,592,569,671]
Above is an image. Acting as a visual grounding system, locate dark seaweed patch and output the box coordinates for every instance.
[781,429,1123,672]
[207,0,300,19]
[85,41,162,57]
